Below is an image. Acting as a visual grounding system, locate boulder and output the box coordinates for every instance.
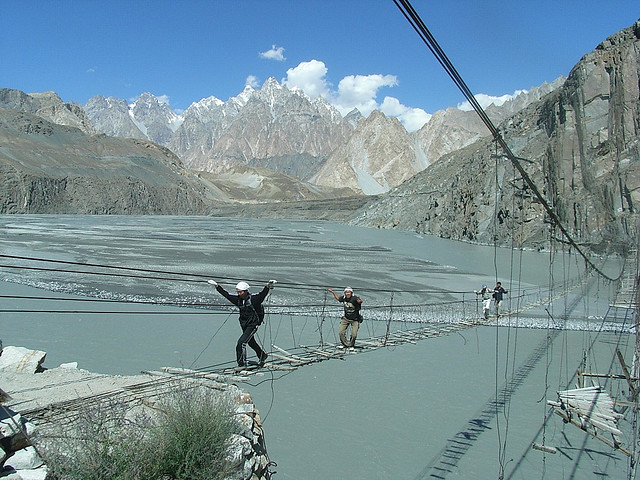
[0,347,46,374]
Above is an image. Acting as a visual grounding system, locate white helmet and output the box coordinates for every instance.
[236,281,250,292]
[344,287,353,293]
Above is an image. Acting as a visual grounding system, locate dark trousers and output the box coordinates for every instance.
[236,324,264,365]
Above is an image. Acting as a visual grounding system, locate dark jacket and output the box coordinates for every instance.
[216,285,270,328]
[493,286,508,302]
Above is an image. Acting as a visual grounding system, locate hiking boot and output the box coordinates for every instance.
[259,352,268,366]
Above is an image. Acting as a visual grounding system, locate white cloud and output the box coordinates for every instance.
[259,45,286,61]
[282,60,330,99]
[246,75,260,88]
[280,60,430,131]
[380,97,431,132]
[86,67,96,73]
[457,90,527,111]
[333,74,398,117]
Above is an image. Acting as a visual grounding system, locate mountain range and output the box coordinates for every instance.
[1,19,638,252]
[82,76,563,195]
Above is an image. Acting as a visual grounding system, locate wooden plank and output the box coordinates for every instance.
[263,362,297,371]
[271,344,307,362]
[300,345,344,359]
[270,353,308,365]
[155,368,234,389]
[550,407,631,457]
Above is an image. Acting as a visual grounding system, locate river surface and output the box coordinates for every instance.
[0,215,634,479]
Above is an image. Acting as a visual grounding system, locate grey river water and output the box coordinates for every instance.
[0,215,633,479]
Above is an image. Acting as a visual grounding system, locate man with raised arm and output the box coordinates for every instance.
[328,286,363,349]
[209,279,276,368]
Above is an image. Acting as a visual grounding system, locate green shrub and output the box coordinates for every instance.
[146,387,238,479]
[37,386,239,480]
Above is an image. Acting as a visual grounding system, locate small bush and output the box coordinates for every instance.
[37,386,239,480]
[146,387,238,479]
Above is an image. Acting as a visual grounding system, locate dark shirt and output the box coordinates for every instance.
[216,285,270,328]
[493,286,507,302]
[338,294,362,321]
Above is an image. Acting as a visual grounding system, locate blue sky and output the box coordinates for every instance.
[2,1,638,131]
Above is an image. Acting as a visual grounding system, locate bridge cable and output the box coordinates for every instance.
[391,0,625,284]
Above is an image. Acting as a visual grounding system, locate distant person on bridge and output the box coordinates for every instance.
[208,279,276,368]
[492,282,509,316]
[328,287,363,348]
[474,284,492,319]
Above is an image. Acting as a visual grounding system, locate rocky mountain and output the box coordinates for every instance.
[195,164,354,203]
[312,110,421,194]
[131,92,183,145]
[84,95,148,140]
[0,101,354,213]
[86,79,355,182]
[0,88,96,135]
[353,21,640,251]
[84,93,183,144]
[0,108,213,214]
[173,79,354,181]
[412,77,565,170]
[85,77,555,195]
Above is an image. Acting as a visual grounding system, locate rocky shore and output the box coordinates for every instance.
[0,345,272,480]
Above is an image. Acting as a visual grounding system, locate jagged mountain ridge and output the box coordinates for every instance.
[312,110,421,194]
[86,78,356,182]
[0,106,352,214]
[0,88,97,136]
[84,77,560,193]
[412,77,565,173]
[353,20,640,251]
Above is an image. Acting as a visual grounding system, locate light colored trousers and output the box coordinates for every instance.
[482,298,491,318]
[339,317,360,347]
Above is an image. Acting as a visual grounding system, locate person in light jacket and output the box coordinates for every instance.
[475,284,492,319]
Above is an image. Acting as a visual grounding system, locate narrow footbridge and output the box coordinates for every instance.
[7,315,490,429]
[4,273,589,429]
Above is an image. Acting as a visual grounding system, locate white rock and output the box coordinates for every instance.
[15,465,48,480]
[225,433,252,467]
[58,362,78,369]
[0,412,24,437]
[6,446,43,470]
[0,347,46,374]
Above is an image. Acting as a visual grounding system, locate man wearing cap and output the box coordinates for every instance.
[328,287,363,348]
[208,279,276,367]
[475,284,492,319]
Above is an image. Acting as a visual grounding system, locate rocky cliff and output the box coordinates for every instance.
[0,89,97,135]
[0,108,213,214]
[313,110,421,194]
[353,21,640,252]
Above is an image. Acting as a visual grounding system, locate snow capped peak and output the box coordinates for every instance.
[232,85,254,107]
[193,95,224,109]
[262,77,282,90]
